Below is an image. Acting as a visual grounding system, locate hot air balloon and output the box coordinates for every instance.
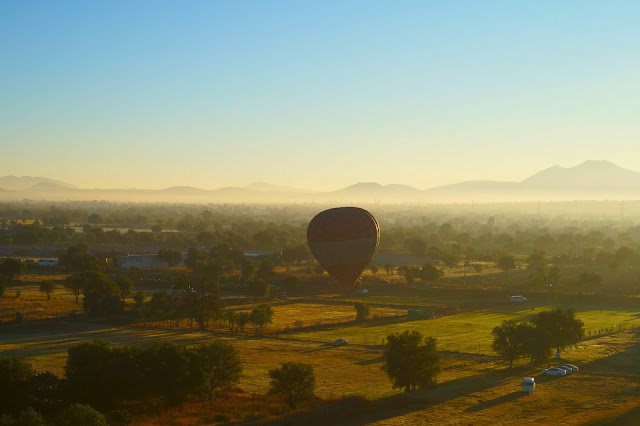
[307,207,380,288]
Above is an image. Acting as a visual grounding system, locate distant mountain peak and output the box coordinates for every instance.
[521,160,640,187]
[0,175,77,191]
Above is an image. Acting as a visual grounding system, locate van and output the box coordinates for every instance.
[522,377,535,393]
[509,295,527,302]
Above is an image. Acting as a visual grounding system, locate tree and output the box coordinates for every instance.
[185,247,208,272]
[64,275,84,303]
[58,244,104,273]
[38,280,57,301]
[157,248,182,267]
[58,404,107,426]
[384,264,395,276]
[188,341,243,398]
[234,311,250,332]
[0,357,34,415]
[369,264,379,276]
[280,275,302,293]
[406,238,427,259]
[10,406,46,426]
[382,330,441,392]
[401,266,420,283]
[354,302,371,321]
[527,251,548,272]
[268,362,316,409]
[77,271,122,317]
[0,258,26,282]
[132,291,145,309]
[87,214,103,225]
[548,265,561,291]
[64,340,144,408]
[576,271,604,293]
[531,308,585,357]
[248,278,270,299]
[250,304,274,330]
[280,244,310,265]
[442,253,459,270]
[491,320,534,368]
[241,261,256,283]
[116,277,134,302]
[419,262,442,282]
[256,258,276,282]
[141,341,191,404]
[497,254,516,273]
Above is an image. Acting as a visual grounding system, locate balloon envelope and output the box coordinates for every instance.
[307,207,380,288]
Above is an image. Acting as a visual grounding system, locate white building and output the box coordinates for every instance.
[37,258,59,267]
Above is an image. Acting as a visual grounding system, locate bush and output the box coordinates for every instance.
[57,404,107,426]
[268,362,315,409]
[15,407,45,426]
[64,341,144,409]
[188,341,244,399]
[64,339,244,407]
[29,371,63,412]
[354,302,371,321]
[0,407,46,426]
[0,357,34,415]
[105,409,133,425]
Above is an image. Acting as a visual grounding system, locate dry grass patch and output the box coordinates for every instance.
[236,303,405,331]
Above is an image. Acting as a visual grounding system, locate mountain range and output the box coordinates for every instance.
[1,161,639,203]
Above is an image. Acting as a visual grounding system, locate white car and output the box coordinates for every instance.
[522,377,535,393]
[555,365,573,374]
[560,364,579,373]
[541,367,567,376]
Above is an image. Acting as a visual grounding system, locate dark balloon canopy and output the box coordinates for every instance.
[307,207,380,288]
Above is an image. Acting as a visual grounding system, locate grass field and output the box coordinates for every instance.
[2,280,640,424]
[1,277,81,322]
[286,304,640,354]
[2,321,639,424]
[231,302,406,331]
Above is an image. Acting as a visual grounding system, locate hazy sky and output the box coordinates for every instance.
[1,1,639,190]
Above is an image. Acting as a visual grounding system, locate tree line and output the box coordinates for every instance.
[491,307,585,368]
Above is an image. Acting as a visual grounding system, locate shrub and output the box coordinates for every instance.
[268,362,315,409]
[0,358,34,414]
[57,404,107,426]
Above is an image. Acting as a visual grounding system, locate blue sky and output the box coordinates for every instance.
[1,1,639,190]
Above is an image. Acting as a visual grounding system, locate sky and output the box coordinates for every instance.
[1,1,639,191]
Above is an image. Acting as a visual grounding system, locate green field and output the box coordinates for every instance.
[287,304,640,354]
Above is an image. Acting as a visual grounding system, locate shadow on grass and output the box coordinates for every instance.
[341,367,519,425]
[590,404,640,426]
[580,341,640,376]
[301,344,335,354]
[464,390,528,412]
[355,355,385,365]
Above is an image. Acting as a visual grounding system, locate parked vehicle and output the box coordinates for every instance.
[522,377,535,393]
[332,338,348,347]
[508,295,527,302]
[541,367,567,376]
[560,364,579,373]
[555,365,573,374]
